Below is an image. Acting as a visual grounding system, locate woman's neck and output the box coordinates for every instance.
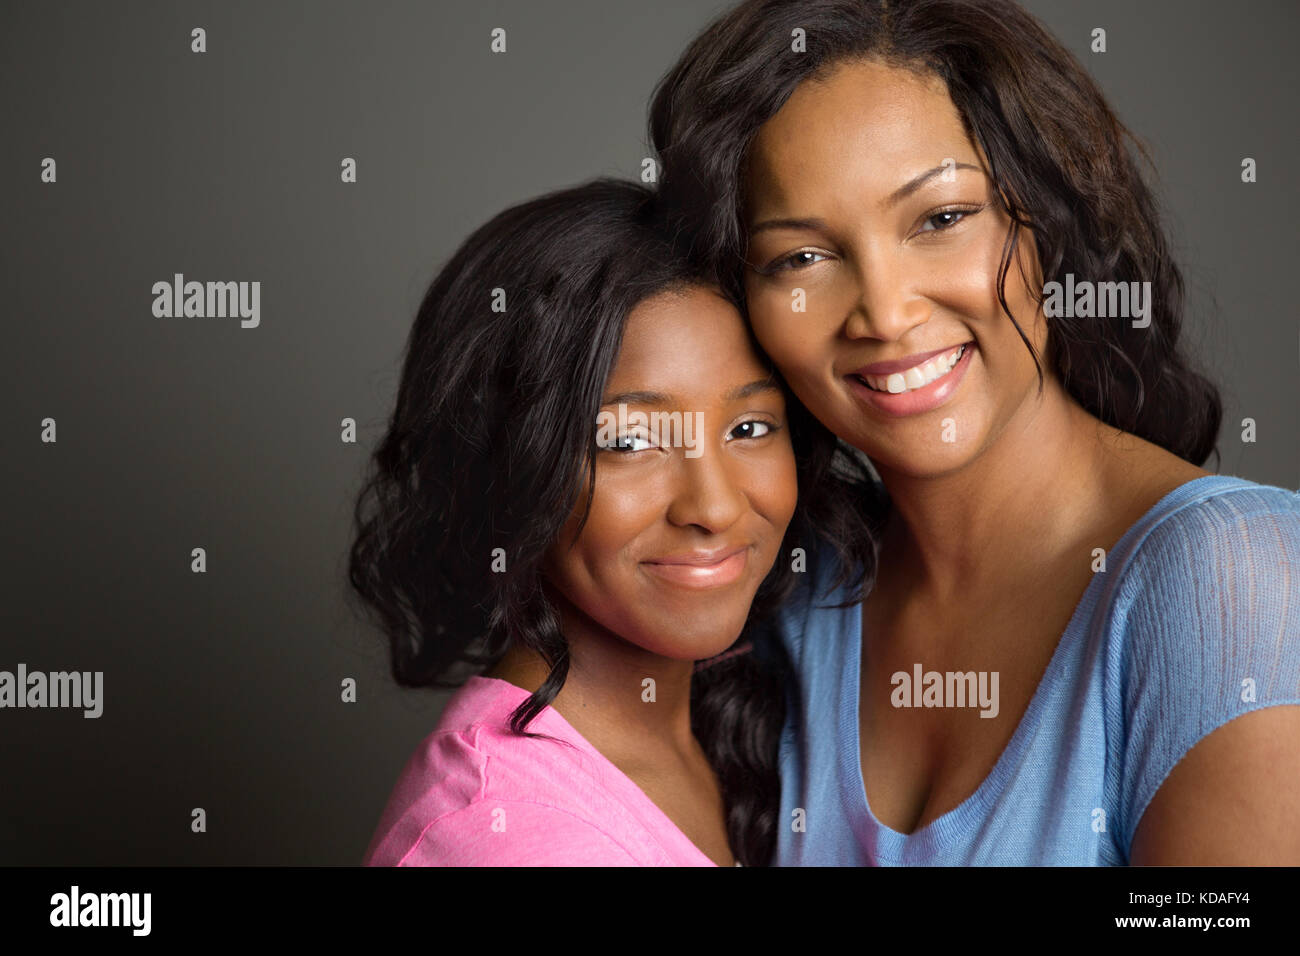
[872,379,1119,602]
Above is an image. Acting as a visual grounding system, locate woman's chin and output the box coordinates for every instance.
[857,439,976,482]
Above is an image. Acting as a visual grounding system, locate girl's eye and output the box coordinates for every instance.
[764,249,828,274]
[600,432,655,453]
[727,419,776,441]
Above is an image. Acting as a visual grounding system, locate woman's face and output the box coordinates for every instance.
[742,58,1046,480]
[543,285,797,661]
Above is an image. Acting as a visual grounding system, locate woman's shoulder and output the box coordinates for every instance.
[363,678,645,866]
[1114,474,1300,588]
[1099,472,1300,715]
[1095,475,1300,851]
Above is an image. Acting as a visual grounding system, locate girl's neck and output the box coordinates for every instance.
[483,613,701,768]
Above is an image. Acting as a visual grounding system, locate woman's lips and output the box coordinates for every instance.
[641,546,749,589]
[845,341,976,417]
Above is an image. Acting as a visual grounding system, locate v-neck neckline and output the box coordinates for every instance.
[466,675,725,866]
[843,474,1238,856]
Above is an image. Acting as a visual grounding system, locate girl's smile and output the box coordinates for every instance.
[640,544,752,589]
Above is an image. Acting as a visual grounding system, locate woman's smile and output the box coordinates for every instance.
[844,340,976,417]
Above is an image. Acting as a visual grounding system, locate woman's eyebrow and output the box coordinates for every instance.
[749,162,986,235]
[885,162,983,206]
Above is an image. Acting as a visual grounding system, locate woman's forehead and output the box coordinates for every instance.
[750,61,970,180]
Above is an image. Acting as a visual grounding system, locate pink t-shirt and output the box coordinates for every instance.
[363,676,719,866]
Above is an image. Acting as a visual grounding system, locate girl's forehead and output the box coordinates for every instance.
[604,290,767,393]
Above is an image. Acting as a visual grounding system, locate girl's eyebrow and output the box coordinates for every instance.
[600,378,779,407]
[748,215,828,238]
[601,389,672,406]
[748,162,986,235]
[726,378,781,401]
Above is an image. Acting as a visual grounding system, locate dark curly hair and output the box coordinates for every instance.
[648,0,1221,465]
[347,177,879,866]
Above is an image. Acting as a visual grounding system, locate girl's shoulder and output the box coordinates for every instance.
[363,678,702,866]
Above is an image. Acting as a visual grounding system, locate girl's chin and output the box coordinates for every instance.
[632,630,748,665]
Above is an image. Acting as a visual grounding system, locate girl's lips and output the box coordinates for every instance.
[845,341,975,417]
[641,547,749,589]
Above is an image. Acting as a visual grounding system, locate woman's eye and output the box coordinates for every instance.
[765,250,828,273]
[916,205,983,234]
[728,419,776,441]
[920,211,964,231]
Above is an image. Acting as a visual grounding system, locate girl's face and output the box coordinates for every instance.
[543,285,797,661]
[741,58,1047,480]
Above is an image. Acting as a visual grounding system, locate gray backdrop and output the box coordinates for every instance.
[1,0,1295,864]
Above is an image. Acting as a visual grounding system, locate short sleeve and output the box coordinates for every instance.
[394,800,642,866]
[1114,488,1300,854]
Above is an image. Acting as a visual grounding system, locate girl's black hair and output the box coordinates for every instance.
[348,177,880,866]
[648,0,1222,466]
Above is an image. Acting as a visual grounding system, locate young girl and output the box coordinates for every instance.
[649,0,1300,864]
[350,178,875,865]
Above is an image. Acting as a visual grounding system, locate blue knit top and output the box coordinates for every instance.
[772,475,1300,865]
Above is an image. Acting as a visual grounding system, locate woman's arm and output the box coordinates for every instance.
[1116,487,1300,865]
[1130,705,1300,864]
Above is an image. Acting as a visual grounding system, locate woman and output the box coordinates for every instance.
[349,178,875,865]
[648,0,1300,864]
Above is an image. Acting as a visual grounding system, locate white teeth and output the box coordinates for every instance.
[862,344,966,393]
